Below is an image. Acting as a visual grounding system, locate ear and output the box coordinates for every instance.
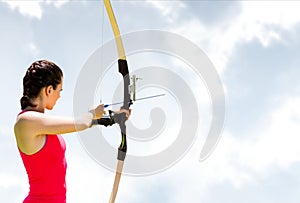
[45,85,54,96]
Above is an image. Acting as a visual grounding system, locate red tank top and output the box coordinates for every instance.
[18,111,67,203]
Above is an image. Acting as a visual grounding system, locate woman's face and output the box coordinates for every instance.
[46,78,63,110]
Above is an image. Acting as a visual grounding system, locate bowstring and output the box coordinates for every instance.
[100,1,105,104]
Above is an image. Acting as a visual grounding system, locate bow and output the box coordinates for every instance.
[103,1,130,202]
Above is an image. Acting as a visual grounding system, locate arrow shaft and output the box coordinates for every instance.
[104,93,165,108]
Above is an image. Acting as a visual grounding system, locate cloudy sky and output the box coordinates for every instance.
[1,1,300,203]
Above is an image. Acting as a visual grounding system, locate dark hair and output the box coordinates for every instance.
[21,60,63,110]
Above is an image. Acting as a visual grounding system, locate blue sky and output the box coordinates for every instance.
[1,1,300,203]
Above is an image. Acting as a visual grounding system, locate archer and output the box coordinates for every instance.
[14,60,130,203]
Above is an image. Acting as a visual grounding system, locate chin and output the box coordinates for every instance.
[46,106,54,110]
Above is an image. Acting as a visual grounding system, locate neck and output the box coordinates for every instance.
[26,96,45,113]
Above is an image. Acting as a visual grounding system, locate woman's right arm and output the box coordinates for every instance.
[15,105,105,136]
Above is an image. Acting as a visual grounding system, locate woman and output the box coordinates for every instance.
[14,60,130,203]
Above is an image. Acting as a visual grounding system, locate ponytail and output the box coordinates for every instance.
[20,95,36,110]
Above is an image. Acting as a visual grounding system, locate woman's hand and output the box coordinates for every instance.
[116,108,131,119]
[89,104,105,119]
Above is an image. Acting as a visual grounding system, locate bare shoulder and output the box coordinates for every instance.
[14,111,44,137]
[16,111,44,122]
[14,111,47,154]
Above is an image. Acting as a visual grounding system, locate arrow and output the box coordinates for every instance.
[104,93,165,108]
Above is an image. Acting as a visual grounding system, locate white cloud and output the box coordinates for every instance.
[162,95,300,202]
[242,1,300,31]
[171,1,300,73]
[3,0,69,19]
[145,0,186,23]
[4,1,43,19]
[207,96,300,186]
[242,97,300,171]
[45,0,69,8]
